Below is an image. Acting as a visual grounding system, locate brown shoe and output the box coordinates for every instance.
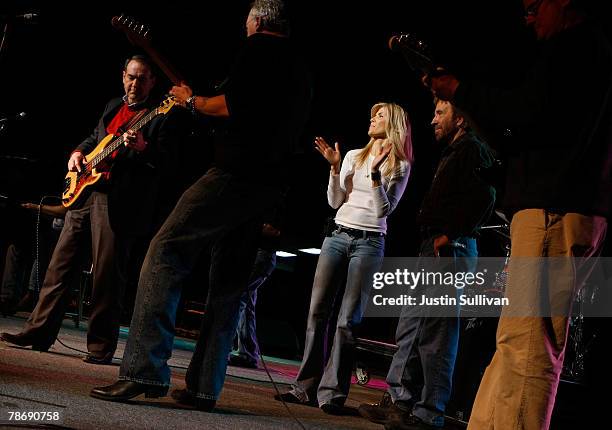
[359,392,411,424]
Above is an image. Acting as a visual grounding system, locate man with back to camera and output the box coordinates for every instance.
[90,0,312,412]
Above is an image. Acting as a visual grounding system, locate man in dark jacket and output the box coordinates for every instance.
[0,55,185,364]
[425,1,612,429]
[360,99,496,430]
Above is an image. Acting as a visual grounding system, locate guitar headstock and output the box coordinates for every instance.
[388,33,435,75]
[111,14,152,48]
[389,34,430,56]
[158,96,176,115]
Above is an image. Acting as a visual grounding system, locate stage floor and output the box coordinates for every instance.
[0,315,391,430]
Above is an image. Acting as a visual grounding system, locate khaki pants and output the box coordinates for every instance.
[468,209,607,430]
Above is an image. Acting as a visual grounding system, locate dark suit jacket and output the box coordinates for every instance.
[75,96,187,237]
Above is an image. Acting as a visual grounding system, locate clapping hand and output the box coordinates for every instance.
[371,143,392,173]
[314,136,341,174]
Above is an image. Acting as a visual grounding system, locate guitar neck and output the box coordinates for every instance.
[145,48,184,85]
[89,106,160,169]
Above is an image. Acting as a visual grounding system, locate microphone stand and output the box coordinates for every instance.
[0,18,11,64]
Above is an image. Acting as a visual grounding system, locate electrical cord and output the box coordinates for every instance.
[33,195,62,294]
[51,332,307,429]
[259,353,308,430]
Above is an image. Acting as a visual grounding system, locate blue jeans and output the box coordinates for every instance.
[386,235,477,427]
[233,248,277,365]
[119,169,276,400]
[291,229,385,406]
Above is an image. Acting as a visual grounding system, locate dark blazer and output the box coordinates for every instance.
[75,96,187,237]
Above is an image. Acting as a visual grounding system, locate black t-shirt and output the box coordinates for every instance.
[213,33,312,184]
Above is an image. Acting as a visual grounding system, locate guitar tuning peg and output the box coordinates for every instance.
[139,24,145,34]
[143,29,150,38]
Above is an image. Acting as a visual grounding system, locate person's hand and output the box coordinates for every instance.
[433,234,450,257]
[422,70,459,101]
[314,136,341,174]
[371,143,392,173]
[68,151,86,173]
[169,83,193,108]
[123,130,147,152]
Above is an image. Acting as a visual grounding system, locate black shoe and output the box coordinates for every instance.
[171,389,216,412]
[274,391,317,407]
[359,392,411,424]
[83,354,113,365]
[320,402,344,415]
[90,380,168,402]
[0,332,51,352]
[228,354,258,369]
[384,413,441,430]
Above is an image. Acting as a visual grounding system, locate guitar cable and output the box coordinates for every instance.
[258,351,308,430]
[33,195,62,294]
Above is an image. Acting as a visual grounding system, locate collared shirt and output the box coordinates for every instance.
[417,132,496,239]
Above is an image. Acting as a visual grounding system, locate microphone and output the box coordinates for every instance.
[17,13,39,23]
[0,112,27,122]
[0,13,39,24]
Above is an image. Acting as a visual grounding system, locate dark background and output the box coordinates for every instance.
[0,0,534,254]
[1,0,611,364]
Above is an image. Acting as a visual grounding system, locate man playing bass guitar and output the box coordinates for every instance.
[1,55,188,364]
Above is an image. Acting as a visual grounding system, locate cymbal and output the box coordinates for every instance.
[494,209,510,225]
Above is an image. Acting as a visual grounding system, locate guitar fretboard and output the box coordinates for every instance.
[87,100,169,171]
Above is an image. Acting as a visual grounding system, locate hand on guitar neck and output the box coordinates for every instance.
[122,129,147,152]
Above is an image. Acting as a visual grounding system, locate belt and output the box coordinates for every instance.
[337,225,385,239]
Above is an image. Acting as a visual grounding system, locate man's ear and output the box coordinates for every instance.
[255,16,263,32]
[456,115,466,129]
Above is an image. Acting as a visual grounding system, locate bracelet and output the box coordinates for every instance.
[370,170,381,181]
[186,95,197,115]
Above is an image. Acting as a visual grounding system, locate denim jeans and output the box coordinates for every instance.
[386,235,477,427]
[233,248,277,365]
[119,168,275,400]
[291,229,385,406]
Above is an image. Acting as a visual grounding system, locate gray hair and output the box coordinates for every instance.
[250,0,290,35]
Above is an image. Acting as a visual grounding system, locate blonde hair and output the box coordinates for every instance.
[356,102,413,178]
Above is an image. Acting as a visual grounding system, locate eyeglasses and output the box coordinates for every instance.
[524,0,544,18]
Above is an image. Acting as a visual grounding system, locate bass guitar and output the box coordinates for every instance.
[61,96,176,208]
